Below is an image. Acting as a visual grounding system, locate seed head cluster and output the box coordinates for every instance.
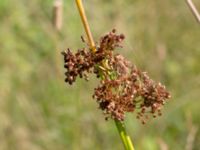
[62,29,171,123]
[61,29,124,84]
[93,66,170,123]
[61,48,92,84]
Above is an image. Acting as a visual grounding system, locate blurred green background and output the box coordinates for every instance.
[0,0,200,150]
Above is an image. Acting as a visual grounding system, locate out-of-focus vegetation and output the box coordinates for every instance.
[0,0,200,150]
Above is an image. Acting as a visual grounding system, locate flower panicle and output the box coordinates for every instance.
[62,29,171,124]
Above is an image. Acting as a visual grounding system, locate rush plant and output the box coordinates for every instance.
[61,1,171,149]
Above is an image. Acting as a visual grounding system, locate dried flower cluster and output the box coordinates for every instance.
[61,48,93,84]
[62,29,171,123]
[93,66,170,123]
[61,29,124,84]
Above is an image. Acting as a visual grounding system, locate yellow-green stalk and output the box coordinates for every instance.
[75,0,96,52]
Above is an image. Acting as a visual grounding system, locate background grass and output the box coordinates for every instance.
[0,0,200,149]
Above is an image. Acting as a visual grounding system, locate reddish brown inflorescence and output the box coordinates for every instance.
[62,29,171,123]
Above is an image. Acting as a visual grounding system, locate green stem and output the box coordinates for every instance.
[115,120,135,150]
[75,1,135,150]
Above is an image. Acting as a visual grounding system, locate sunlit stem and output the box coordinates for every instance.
[75,0,96,52]
[186,0,200,23]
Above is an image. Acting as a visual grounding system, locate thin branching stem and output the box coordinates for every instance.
[75,0,135,150]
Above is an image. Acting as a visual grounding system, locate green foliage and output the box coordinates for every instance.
[0,0,199,149]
